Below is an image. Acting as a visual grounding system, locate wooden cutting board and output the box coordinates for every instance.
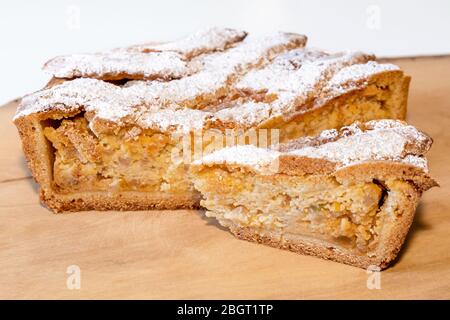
[1,56,449,299]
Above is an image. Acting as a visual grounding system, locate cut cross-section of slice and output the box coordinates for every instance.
[190,120,437,269]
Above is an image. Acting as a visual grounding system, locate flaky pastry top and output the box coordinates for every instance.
[194,120,437,190]
[15,27,403,136]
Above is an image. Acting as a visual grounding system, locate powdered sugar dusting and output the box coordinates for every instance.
[319,61,400,101]
[235,50,373,115]
[138,27,248,58]
[43,27,248,81]
[15,29,406,134]
[125,31,306,106]
[215,101,271,128]
[195,145,281,171]
[290,127,409,165]
[236,50,371,93]
[17,78,133,121]
[43,51,189,80]
[402,154,429,171]
[327,61,399,87]
[137,107,213,133]
[198,120,432,173]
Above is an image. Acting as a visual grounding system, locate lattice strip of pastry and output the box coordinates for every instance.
[19,28,400,133]
[124,31,307,109]
[22,30,307,126]
[197,119,432,173]
[129,27,248,59]
[213,50,375,128]
[43,27,248,81]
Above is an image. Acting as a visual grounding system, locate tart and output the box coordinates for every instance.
[14,27,410,212]
[190,120,437,268]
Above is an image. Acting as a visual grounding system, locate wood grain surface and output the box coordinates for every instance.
[0,56,449,299]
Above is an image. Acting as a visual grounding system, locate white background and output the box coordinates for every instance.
[1,0,449,105]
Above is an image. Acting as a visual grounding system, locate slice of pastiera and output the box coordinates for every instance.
[15,27,411,212]
[191,120,437,269]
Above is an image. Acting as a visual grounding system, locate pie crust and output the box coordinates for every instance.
[14,27,411,212]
